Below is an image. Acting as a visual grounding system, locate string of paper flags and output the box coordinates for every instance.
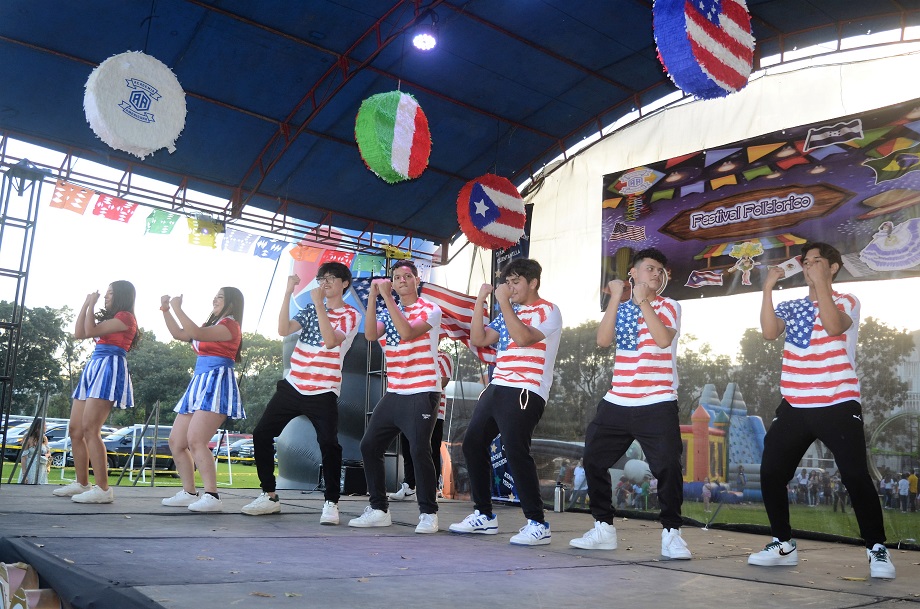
[46,178,418,271]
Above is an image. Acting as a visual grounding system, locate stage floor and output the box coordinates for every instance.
[0,484,917,609]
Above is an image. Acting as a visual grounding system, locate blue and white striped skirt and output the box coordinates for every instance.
[174,356,245,419]
[72,344,134,409]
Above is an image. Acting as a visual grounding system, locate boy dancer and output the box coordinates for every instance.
[748,242,895,579]
[449,258,562,546]
[241,264,360,525]
[569,248,691,559]
[348,260,443,533]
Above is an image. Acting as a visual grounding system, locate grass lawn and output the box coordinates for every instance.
[2,459,265,490]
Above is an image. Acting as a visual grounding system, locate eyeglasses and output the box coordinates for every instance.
[316,275,341,284]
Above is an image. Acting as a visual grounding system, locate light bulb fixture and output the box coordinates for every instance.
[412,11,439,51]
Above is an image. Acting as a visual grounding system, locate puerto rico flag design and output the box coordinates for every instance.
[457,174,527,250]
[654,0,755,99]
[378,298,442,394]
[606,297,681,406]
[286,304,360,396]
[488,300,563,401]
[775,293,861,408]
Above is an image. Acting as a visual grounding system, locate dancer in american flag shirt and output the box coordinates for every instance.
[569,248,691,560]
[240,263,360,524]
[449,258,562,546]
[348,260,443,533]
[748,242,896,579]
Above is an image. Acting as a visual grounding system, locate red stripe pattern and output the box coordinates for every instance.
[605,298,681,406]
[419,283,497,364]
[379,298,442,394]
[489,300,562,401]
[776,293,861,407]
[286,305,360,396]
[437,351,454,419]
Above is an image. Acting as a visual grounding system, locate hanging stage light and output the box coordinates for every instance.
[412,12,438,51]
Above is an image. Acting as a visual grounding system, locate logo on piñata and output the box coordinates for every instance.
[119,78,162,123]
[457,174,526,251]
[653,0,755,99]
[355,91,431,184]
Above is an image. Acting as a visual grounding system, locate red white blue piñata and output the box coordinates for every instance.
[653,0,755,99]
[457,174,526,250]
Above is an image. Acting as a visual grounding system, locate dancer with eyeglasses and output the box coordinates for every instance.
[568,248,691,560]
[241,263,360,525]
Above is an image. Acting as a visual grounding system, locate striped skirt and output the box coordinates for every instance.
[72,344,134,409]
[174,356,245,420]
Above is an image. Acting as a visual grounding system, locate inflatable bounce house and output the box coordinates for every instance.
[682,382,767,503]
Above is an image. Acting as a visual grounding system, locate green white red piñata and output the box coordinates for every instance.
[355,91,431,184]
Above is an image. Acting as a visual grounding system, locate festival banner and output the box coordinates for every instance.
[222,227,259,253]
[254,237,288,260]
[187,217,224,248]
[601,98,920,306]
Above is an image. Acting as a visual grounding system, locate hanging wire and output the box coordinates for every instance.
[141,0,157,53]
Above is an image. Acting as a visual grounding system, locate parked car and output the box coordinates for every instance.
[213,438,253,463]
[3,423,70,461]
[208,431,252,451]
[48,427,118,467]
[103,425,175,471]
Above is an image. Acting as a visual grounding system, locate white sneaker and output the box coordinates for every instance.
[388,482,416,501]
[71,486,114,504]
[241,493,281,515]
[867,544,896,579]
[747,538,798,566]
[509,520,551,546]
[52,482,91,497]
[162,490,200,507]
[661,528,691,560]
[415,513,438,534]
[320,501,339,525]
[448,510,498,535]
[348,506,392,528]
[188,493,223,513]
[569,521,617,550]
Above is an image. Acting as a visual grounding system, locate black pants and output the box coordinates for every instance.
[583,400,684,530]
[761,400,885,547]
[462,384,546,523]
[400,417,444,489]
[361,391,439,514]
[252,380,342,503]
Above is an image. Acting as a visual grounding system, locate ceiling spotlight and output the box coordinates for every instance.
[412,12,438,51]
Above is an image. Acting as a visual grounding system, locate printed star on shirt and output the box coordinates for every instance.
[382,309,402,346]
[295,305,324,347]
[615,301,641,351]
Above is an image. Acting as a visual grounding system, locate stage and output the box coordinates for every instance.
[0,484,917,609]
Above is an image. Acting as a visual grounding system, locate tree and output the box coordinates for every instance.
[124,330,196,425]
[676,334,734,423]
[0,301,72,413]
[735,327,784,427]
[544,321,615,440]
[855,317,915,431]
[234,332,283,432]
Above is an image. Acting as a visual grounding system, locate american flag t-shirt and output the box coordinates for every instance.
[378,298,442,394]
[775,292,860,408]
[605,297,680,406]
[285,304,360,396]
[488,300,562,401]
[436,351,454,419]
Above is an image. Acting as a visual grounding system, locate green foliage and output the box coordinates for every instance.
[856,317,914,431]
[0,301,73,413]
[125,330,196,421]
[676,334,734,423]
[543,321,615,440]
[735,328,784,427]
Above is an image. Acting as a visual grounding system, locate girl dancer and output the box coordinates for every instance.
[53,281,138,503]
[161,288,244,512]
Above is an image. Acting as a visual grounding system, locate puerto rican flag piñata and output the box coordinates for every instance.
[457,173,527,251]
